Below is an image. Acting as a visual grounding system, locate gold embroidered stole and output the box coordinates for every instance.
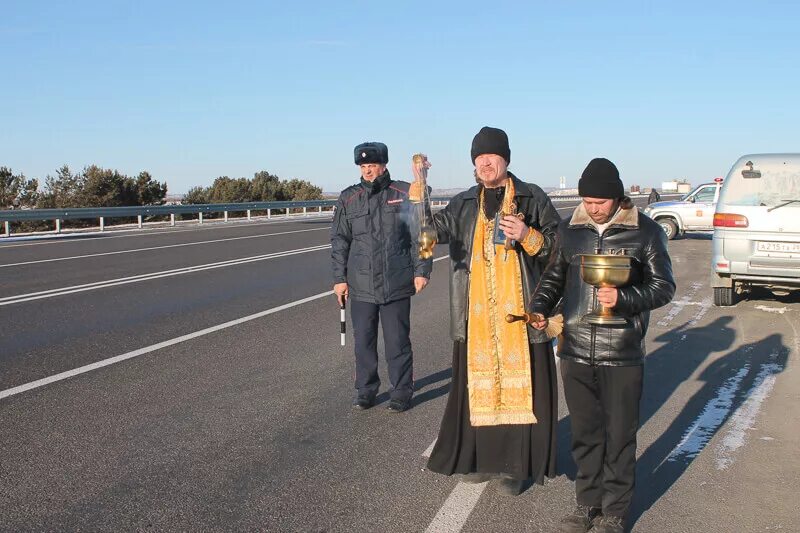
[466,179,536,426]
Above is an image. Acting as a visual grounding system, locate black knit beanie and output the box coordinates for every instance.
[471,126,510,164]
[578,158,624,199]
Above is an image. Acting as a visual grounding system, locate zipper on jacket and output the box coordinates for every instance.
[590,230,602,365]
[379,189,388,303]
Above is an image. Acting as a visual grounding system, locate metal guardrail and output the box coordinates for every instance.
[0,193,678,237]
[0,197,454,237]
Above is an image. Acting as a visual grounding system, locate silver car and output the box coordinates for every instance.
[643,181,722,239]
[711,153,800,306]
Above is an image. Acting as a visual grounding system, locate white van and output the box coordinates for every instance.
[711,153,800,306]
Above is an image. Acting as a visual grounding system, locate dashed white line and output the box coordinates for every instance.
[424,482,489,533]
[422,439,438,458]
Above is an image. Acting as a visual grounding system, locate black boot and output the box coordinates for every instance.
[497,476,529,496]
[352,395,375,410]
[460,472,493,484]
[557,505,601,533]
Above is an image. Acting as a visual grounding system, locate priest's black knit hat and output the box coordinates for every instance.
[354,142,389,165]
[578,158,624,199]
[471,126,510,164]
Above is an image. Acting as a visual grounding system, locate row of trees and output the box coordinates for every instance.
[2,166,323,212]
[1,167,40,209]
[182,171,322,204]
[2,165,168,210]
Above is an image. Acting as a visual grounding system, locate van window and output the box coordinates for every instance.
[721,164,800,207]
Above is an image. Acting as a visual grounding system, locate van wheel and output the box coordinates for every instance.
[713,286,736,307]
[658,219,678,240]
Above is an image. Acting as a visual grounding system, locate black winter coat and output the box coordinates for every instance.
[432,174,561,343]
[530,201,676,366]
[330,171,432,304]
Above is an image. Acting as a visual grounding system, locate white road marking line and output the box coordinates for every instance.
[0,252,451,400]
[0,244,331,306]
[424,482,488,533]
[0,290,334,400]
[0,227,329,268]
[423,439,437,458]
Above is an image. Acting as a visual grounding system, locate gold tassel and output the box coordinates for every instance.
[544,313,564,339]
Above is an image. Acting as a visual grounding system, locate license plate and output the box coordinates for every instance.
[757,241,800,253]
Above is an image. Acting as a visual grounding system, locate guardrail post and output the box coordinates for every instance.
[199,212,204,224]
[224,211,228,222]
[170,213,175,227]
[247,209,251,221]
[100,217,105,231]
[4,221,9,237]
[56,219,61,233]
[267,208,271,219]
[303,206,308,216]
[318,206,323,214]
[137,215,143,229]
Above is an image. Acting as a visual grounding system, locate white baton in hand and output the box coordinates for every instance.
[340,302,346,346]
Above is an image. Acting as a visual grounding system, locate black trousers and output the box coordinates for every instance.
[350,298,413,401]
[561,359,643,518]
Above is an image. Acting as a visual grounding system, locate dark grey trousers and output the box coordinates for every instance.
[350,298,413,401]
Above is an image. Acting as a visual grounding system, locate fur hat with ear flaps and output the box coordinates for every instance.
[354,142,388,165]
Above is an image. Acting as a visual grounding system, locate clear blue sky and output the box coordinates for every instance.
[2,1,799,194]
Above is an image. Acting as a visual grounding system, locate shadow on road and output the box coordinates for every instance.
[372,368,452,407]
[629,331,789,529]
[555,316,737,482]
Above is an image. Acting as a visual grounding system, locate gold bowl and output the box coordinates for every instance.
[579,253,633,326]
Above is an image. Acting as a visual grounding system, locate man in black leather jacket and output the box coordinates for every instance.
[530,158,675,533]
[330,142,432,413]
[426,127,562,495]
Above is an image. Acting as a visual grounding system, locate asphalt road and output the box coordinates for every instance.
[1,200,798,532]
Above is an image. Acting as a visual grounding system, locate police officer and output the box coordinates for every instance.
[331,142,432,412]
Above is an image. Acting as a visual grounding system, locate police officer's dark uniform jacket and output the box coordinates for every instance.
[529,200,676,366]
[331,170,431,302]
